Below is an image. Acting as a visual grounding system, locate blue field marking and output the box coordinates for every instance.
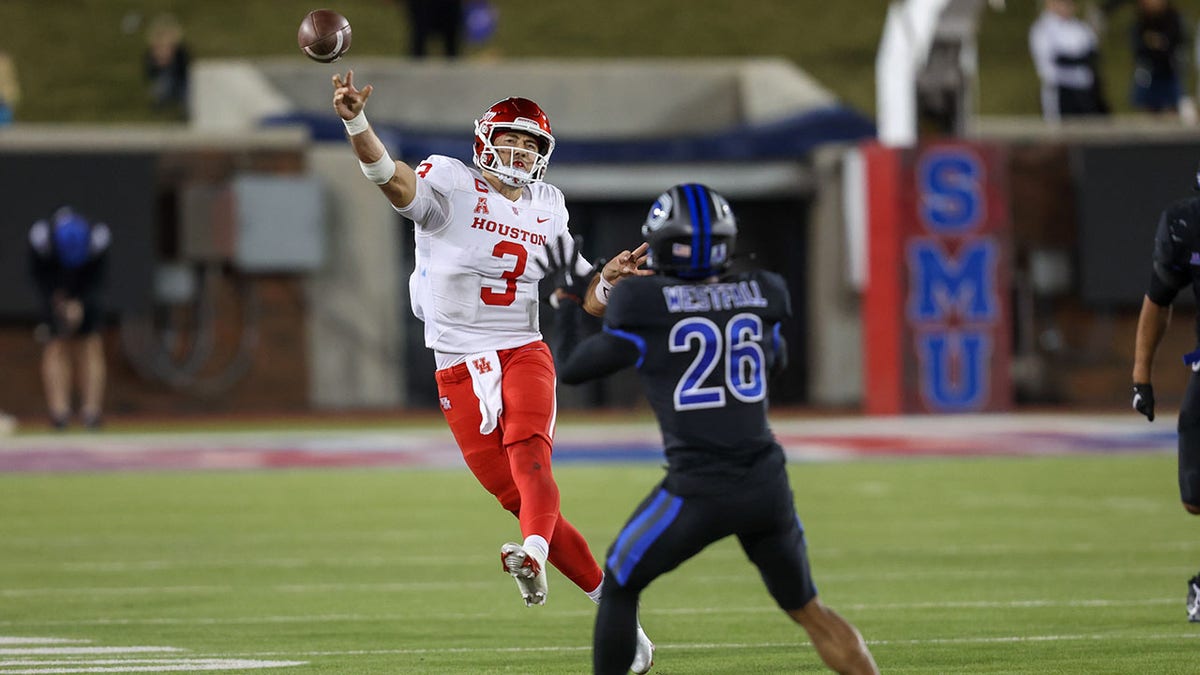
[0,414,1177,473]
[552,443,665,464]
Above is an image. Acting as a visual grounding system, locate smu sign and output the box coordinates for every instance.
[863,143,1011,414]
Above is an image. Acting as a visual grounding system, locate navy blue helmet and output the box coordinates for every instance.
[641,183,737,280]
[51,207,93,269]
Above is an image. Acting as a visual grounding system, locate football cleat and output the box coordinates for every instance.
[631,622,655,674]
[1188,575,1200,623]
[500,543,547,607]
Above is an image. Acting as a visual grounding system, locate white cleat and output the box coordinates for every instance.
[500,543,547,607]
[631,623,655,674]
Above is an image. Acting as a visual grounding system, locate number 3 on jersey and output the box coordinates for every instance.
[669,313,766,411]
[481,241,527,306]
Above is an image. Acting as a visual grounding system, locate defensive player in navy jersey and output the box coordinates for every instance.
[552,184,878,674]
[1132,171,1200,621]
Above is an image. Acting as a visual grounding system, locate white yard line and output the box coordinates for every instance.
[0,597,1183,628]
[0,659,305,673]
[204,630,1200,659]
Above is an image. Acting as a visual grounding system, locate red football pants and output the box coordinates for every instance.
[436,341,602,593]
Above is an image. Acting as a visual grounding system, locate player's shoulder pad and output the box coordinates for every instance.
[604,275,672,330]
[1163,198,1196,224]
[1156,197,1200,247]
[731,269,792,320]
[526,180,565,211]
[28,220,51,254]
[91,223,112,253]
[415,154,472,195]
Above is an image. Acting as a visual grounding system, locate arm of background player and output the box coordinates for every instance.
[553,300,641,384]
[558,330,642,385]
[767,322,789,378]
[27,247,55,299]
[332,70,417,209]
[1132,295,1172,384]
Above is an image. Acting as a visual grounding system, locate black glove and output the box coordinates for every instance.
[537,235,595,306]
[1132,383,1155,422]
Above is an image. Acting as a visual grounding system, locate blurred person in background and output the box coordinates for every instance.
[1030,0,1110,121]
[0,50,20,125]
[329,71,656,672]
[552,184,879,675]
[397,0,464,58]
[27,207,112,430]
[1129,0,1190,115]
[144,13,190,113]
[1131,166,1200,622]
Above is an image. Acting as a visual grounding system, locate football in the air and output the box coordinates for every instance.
[297,9,352,63]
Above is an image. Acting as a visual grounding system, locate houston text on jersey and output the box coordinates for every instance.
[470,217,548,246]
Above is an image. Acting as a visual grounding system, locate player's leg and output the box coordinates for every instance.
[501,344,613,596]
[77,307,105,428]
[437,363,550,604]
[436,364,519,513]
[738,472,878,674]
[784,600,878,675]
[1175,372,1200,620]
[499,343,560,542]
[40,338,71,429]
[595,487,720,675]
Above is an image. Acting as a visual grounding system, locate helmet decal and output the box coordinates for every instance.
[645,192,673,232]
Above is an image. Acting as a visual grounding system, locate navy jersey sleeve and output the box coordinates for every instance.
[1149,204,1194,306]
[753,270,793,324]
[602,276,653,332]
[741,270,792,375]
[553,295,642,385]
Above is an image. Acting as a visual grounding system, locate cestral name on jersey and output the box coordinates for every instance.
[470,217,548,246]
[662,280,768,313]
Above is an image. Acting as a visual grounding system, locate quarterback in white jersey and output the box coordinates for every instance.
[331,72,656,673]
[401,152,573,365]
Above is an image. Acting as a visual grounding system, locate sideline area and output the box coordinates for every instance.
[0,411,1173,473]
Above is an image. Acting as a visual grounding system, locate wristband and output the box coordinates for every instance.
[360,151,397,185]
[343,111,370,136]
[593,275,614,306]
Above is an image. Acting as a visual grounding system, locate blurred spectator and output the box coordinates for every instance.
[144,13,190,112]
[28,207,112,430]
[0,50,20,125]
[1030,0,1110,122]
[398,0,464,58]
[463,0,499,47]
[1129,0,1189,115]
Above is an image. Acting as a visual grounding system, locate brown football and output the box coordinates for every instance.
[297,9,352,63]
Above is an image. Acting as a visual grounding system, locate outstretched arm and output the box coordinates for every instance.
[554,299,642,384]
[332,70,418,209]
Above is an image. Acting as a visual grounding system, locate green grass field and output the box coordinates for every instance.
[1,452,1196,674]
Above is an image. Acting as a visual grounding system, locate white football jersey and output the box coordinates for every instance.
[396,155,585,365]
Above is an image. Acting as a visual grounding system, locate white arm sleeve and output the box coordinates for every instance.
[395,155,465,233]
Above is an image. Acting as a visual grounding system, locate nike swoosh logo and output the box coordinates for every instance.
[537,217,550,223]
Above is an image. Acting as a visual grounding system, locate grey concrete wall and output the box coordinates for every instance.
[305,144,404,409]
[193,57,839,137]
[806,144,863,406]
